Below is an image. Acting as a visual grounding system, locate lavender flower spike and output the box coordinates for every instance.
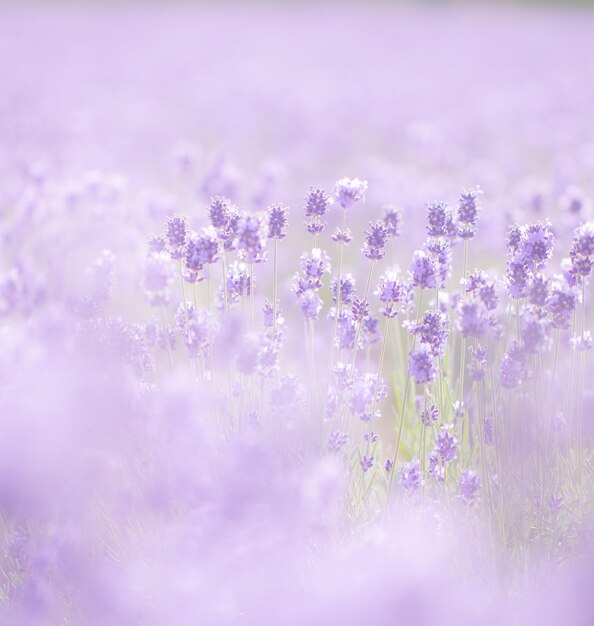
[334,177,368,209]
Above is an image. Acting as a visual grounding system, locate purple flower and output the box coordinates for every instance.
[166,214,188,258]
[409,250,439,290]
[225,261,251,303]
[456,187,482,238]
[468,344,488,381]
[297,289,322,321]
[304,186,332,234]
[428,451,444,481]
[331,227,353,245]
[420,404,439,426]
[351,297,370,322]
[528,274,551,307]
[176,302,218,359]
[571,222,594,257]
[305,185,333,218]
[382,205,402,238]
[298,248,332,291]
[375,269,412,318]
[360,455,374,472]
[515,221,555,269]
[385,459,393,473]
[267,203,289,239]
[363,220,390,260]
[331,273,356,305]
[400,459,424,493]
[547,277,578,329]
[435,424,459,463]
[425,237,452,288]
[147,233,167,254]
[236,212,268,263]
[506,258,531,299]
[262,299,284,330]
[222,205,242,252]
[362,314,381,345]
[506,224,523,255]
[521,310,550,354]
[348,372,387,421]
[209,196,231,231]
[406,309,449,356]
[458,468,481,505]
[334,177,368,209]
[333,309,359,350]
[328,431,349,453]
[456,298,490,339]
[426,200,452,238]
[499,341,526,388]
[408,344,437,384]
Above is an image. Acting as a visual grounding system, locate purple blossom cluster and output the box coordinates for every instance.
[1,5,593,625]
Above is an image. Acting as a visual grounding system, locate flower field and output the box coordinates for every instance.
[1,4,593,624]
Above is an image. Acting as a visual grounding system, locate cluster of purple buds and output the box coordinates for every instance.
[569,222,594,280]
[332,309,359,350]
[468,344,488,381]
[360,455,374,472]
[166,214,188,260]
[506,221,555,299]
[375,269,411,318]
[499,340,527,388]
[175,302,218,359]
[262,299,284,331]
[236,212,268,263]
[351,296,370,322]
[409,249,439,290]
[528,273,550,307]
[420,404,439,426]
[184,226,220,282]
[427,425,458,481]
[294,248,331,321]
[147,233,167,254]
[521,308,551,354]
[456,187,482,239]
[362,314,381,345]
[426,200,453,238]
[331,273,356,305]
[362,220,390,260]
[267,203,289,240]
[408,343,437,384]
[546,276,578,329]
[296,249,332,293]
[434,424,459,463]
[334,177,368,210]
[464,270,498,311]
[348,372,387,422]
[382,205,402,238]
[458,469,481,505]
[399,459,424,493]
[208,196,231,232]
[456,297,491,340]
[405,309,450,356]
[328,431,349,453]
[425,237,452,288]
[304,186,332,235]
[225,261,251,305]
